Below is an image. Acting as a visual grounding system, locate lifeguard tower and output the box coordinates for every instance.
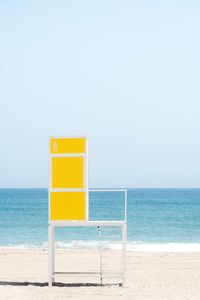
[48,137,127,286]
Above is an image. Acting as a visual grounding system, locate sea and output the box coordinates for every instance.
[1,188,200,252]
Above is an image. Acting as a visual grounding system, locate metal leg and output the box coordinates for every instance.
[48,224,55,287]
[52,225,55,283]
[122,223,127,286]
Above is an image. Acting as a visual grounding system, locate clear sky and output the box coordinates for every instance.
[0,0,200,188]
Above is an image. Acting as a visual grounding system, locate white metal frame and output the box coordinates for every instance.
[48,137,127,287]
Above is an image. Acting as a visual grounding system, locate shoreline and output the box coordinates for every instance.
[1,242,200,252]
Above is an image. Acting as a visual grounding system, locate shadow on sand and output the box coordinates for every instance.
[0,281,120,287]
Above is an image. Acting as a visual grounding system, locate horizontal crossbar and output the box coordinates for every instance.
[54,272,123,277]
[50,221,126,227]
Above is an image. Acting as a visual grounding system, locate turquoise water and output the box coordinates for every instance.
[0,189,200,249]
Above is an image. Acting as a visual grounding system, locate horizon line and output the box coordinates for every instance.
[0,187,200,189]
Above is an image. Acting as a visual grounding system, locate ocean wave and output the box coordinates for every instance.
[1,241,200,252]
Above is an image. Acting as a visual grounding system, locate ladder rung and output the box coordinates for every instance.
[55,272,100,275]
[54,271,123,277]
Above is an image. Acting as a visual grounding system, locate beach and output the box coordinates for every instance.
[1,189,200,299]
[0,249,200,300]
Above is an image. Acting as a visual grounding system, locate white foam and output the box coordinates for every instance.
[56,240,125,250]
[1,241,200,252]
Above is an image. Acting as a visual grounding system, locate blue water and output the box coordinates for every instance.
[0,188,200,248]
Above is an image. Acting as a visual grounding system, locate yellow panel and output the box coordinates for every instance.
[52,157,84,188]
[50,138,86,154]
[50,192,86,220]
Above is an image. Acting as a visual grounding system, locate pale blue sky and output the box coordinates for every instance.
[0,0,200,188]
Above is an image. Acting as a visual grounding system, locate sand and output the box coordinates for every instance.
[0,249,200,300]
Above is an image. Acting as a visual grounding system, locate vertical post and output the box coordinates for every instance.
[98,226,103,285]
[48,224,55,287]
[52,225,55,283]
[124,190,127,223]
[85,138,89,221]
[122,223,127,286]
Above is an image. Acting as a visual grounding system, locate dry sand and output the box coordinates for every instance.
[0,249,200,300]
